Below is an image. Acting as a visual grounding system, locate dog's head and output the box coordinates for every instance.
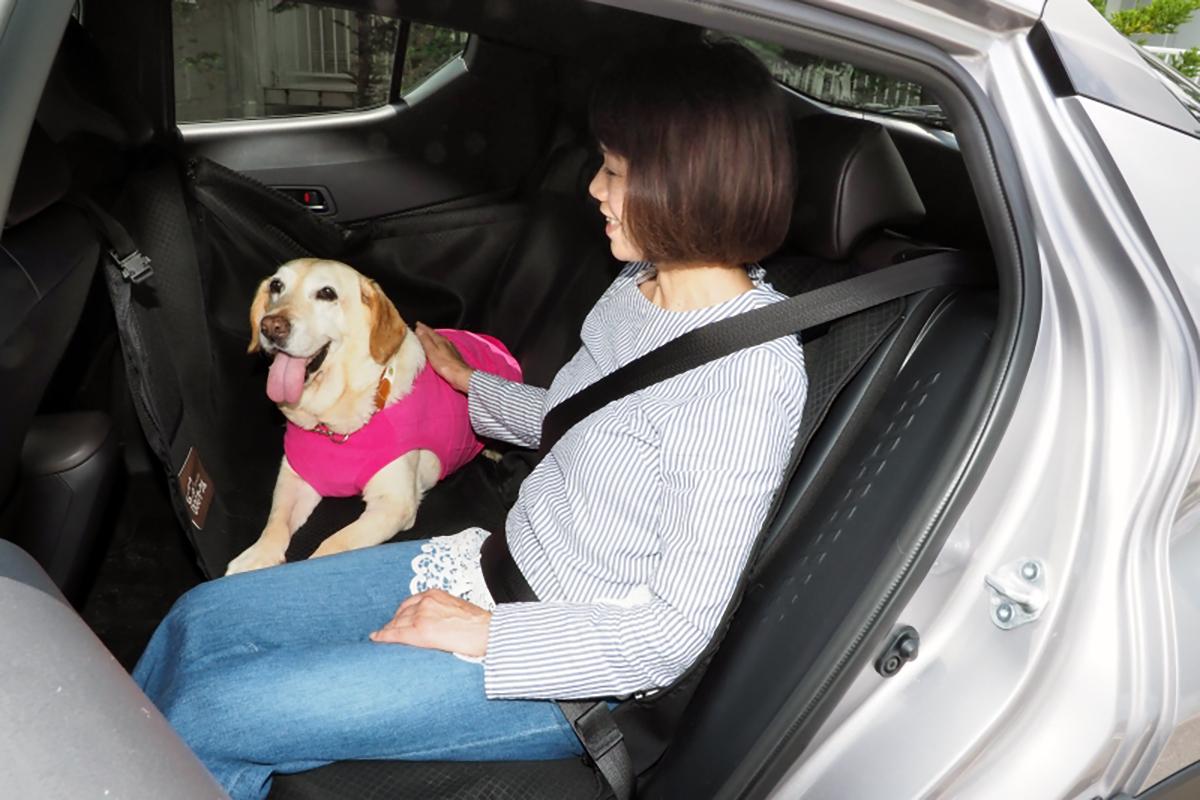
[249,258,406,407]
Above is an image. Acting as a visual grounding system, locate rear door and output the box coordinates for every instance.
[172,1,553,222]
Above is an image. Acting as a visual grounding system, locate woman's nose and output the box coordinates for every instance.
[588,168,605,201]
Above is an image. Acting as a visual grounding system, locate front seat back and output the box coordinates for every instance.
[0,126,99,509]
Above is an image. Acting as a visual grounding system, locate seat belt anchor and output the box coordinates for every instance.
[571,702,626,763]
[110,249,154,284]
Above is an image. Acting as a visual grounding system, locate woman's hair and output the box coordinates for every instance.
[590,39,795,267]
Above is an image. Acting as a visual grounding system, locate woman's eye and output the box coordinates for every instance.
[316,286,338,302]
[268,278,283,294]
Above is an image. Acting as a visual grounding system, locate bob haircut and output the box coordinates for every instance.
[590,40,795,267]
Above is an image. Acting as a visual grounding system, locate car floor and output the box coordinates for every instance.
[79,471,203,671]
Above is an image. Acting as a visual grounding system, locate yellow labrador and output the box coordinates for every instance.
[226,258,439,575]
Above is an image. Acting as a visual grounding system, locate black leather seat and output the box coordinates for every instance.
[481,138,617,389]
[0,125,119,604]
[269,116,996,799]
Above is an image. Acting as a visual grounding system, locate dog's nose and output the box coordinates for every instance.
[261,314,291,344]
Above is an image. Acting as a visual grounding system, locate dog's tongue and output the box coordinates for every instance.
[267,352,308,405]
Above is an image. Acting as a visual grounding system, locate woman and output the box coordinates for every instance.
[134,39,807,799]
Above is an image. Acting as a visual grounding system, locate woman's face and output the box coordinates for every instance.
[588,149,643,263]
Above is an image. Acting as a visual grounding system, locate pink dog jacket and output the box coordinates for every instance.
[284,330,522,498]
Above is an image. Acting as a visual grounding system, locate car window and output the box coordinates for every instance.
[399,22,469,95]
[706,31,949,129]
[1138,47,1200,126]
[171,0,467,124]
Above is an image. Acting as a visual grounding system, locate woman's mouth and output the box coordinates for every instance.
[604,214,621,237]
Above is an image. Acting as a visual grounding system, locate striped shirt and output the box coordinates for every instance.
[469,262,807,700]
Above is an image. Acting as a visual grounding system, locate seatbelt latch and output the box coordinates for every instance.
[572,702,626,762]
[110,249,154,284]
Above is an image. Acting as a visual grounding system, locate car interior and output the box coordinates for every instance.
[0,0,1029,797]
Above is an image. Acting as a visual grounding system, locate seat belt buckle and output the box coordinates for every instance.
[571,702,625,763]
[110,249,154,284]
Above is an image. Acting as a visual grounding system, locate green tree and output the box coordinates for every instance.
[1090,0,1200,79]
[401,25,468,95]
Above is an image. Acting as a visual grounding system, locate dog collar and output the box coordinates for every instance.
[312,362,396,445]
[374,362,395,413]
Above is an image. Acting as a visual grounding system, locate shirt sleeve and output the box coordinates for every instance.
[467,370,548,448]
[483,350,807,699]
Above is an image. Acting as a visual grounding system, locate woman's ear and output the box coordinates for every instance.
[360,276,407,364]
[248,279,270,353]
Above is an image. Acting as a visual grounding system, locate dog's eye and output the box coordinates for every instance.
[316,286,338,302]
[268,278,284,295]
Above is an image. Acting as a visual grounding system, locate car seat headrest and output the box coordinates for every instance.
[4,125,72,230]
[789,115,925,261]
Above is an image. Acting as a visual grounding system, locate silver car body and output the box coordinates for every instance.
[1,0,1198,797]
[744,0,1200,797]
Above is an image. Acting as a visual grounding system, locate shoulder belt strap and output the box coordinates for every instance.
[537,250,991,458]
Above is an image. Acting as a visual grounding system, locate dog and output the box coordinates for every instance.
[225,258,521,575]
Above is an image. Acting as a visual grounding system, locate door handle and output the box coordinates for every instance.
[274,186,335,215]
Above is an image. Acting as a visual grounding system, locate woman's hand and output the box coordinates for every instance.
[370,589,492,658]
[415,323,475,393]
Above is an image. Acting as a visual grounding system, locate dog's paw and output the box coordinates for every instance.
[225,543,286,575]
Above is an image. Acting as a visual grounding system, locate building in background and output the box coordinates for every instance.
[172,0,464,123]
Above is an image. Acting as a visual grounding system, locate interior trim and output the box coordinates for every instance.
[0,0,76,228]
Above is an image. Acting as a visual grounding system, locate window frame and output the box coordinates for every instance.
[705,30,949,130]
[167,2,469,127]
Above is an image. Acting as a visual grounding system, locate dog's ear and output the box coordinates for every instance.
[361,277,406,364]
[248,279,270,353]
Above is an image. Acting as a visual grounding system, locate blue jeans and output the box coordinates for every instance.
[133,540,583,800]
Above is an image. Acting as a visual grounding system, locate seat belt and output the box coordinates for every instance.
[537,250,987,458]
[68,195,155,284]
[482,250,991,799]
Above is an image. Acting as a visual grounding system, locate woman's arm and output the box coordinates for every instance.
[417,323,548,448]
[485,350,807,699]
[467,371,548,449]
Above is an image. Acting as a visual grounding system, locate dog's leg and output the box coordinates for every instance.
[415,448,441,496]
[226,457,322,575]
[309,451,441,559]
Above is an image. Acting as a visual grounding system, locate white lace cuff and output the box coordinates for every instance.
[409,527,496,664]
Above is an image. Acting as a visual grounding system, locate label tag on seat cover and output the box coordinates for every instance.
[177,447,215,530]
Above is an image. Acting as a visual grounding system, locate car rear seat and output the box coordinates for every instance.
[268,116,997,799]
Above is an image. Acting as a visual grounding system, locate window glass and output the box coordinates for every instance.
[172,1,466,123]
[400,23,469,95]
[1139,48,1200,127]
[708,32,947,129]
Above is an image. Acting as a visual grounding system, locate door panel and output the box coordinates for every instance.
[179,38,555,223]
